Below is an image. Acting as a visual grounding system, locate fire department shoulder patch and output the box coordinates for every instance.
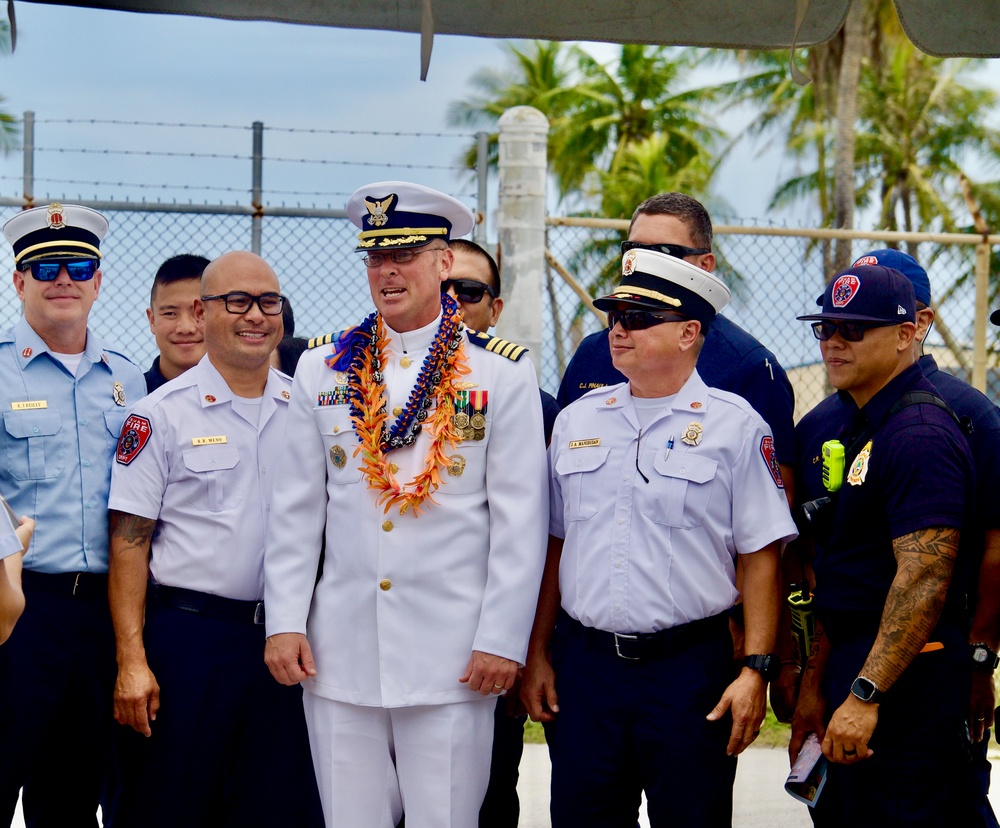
[760,436,783,489]
[116,414,152,465]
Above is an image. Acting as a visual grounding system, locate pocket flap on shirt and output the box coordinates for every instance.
[3,409,61,439]
[316,407,355,437]
[182,444,240,473]
[652,451,717,484]
[555,445,610,475]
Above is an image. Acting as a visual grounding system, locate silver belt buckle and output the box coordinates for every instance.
[253,602,265,625]
[614,632,639,660]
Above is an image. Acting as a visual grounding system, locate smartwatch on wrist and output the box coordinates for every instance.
[971,643,999,672]
[743,653,781,682]
[850,676,882,704]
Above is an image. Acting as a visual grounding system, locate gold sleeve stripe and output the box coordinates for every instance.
[308,333,335,349]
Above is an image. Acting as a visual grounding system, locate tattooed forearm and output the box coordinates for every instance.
[861,526,959,692]
[110,510,157,551]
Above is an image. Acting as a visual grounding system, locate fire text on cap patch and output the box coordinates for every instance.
[852,255,878,268]
[832,274,860,308]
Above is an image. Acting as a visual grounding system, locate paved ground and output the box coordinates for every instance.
[12,744,1000,826]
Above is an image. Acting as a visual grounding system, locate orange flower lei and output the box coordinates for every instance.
[350,309,470,516]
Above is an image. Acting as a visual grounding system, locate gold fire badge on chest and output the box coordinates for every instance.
[847,440,872,486]
[681,422,703,447]
[113,381,126,407]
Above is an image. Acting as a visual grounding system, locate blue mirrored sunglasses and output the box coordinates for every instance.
[20,258,100,282]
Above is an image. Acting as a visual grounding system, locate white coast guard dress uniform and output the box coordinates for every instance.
[265,314,548,827]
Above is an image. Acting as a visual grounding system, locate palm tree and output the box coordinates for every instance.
[0,21,17,152]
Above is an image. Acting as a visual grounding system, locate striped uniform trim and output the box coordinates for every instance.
[17,240,102,261]
[609,286,681,307]
[357,226,447,240]
[466,329,528,362]
[308,332,336,349]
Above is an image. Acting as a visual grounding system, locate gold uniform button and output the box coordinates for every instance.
[400,357,412,368]
[382,520,394,532]
[392,407,403,416]
[333,425,340,433]
[389,463,399,474]
[379,579,392,591]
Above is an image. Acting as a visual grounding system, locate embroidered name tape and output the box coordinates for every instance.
[569,438,601,449]
[11,400,47,410]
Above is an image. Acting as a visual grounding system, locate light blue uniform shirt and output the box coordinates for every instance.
[0,317,145,574]
[549,370,797,634]
[0,506,22,560]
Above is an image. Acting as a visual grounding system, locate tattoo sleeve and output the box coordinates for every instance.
[110,511,157,552]
[861,526,959,692]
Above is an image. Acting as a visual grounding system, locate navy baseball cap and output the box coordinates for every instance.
[851,249,931,306]
[798,265,916,324]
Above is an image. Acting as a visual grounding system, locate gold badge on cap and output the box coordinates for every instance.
[364,195,395,228]
[47,202,66,230]
[330,445,347,469]
[447,455,467,477]
[681,422,704,447]
[113,381,126,407]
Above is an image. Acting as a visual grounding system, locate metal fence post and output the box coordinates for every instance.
[22,110,34,209]
[496,107,548,378]
[251,121,263,254]
[973,241,990,393]
[475,131,488,243]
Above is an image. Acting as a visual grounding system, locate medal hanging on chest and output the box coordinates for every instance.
[326,294,470,515]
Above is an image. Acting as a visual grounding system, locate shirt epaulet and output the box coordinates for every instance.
[308,332,338,349]
[466,329,529,362]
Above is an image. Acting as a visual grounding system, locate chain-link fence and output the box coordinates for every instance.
[543,217,1000,417]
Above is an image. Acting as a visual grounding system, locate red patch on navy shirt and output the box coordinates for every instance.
[760,436,784,489]
[116,414,152,465]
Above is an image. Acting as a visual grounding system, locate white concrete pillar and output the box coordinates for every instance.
[496,106,548,378]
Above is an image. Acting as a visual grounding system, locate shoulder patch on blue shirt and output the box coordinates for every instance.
[466,329,528,362]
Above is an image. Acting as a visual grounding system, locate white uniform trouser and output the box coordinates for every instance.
[303,693,495,828]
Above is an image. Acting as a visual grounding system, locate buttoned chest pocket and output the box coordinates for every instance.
[554,446,611,522]
[2,409,66,480]
[182,445,243,513]
[317,408,362,485]
[104,410,128,455]
[438,443,486,496]
[648,452,718,528]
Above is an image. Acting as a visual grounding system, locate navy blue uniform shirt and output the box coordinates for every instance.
[144,356,169,394]
[557,315,795,464]
[797,363,973,636]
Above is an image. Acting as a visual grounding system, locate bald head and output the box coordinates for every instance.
[201,251,277,296]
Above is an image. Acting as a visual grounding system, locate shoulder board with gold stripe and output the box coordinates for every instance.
[465,329,528,362]
[308,332,337,350]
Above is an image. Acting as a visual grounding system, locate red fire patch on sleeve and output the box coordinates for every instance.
[116,414,152,466]
[759,436,784,489]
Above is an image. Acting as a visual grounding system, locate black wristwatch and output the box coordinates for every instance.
[743,653,780,682]
[971,643,1000,672]
[851,676,882,704]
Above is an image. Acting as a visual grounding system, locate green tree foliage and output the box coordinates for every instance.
[0,21,17,152]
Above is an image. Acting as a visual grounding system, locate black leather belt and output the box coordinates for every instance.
[149,584,265,626]
[565,610,729,661]
[21,569,108,600]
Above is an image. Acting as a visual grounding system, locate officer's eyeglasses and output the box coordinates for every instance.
[442,278,497,304]
[19,258,100,281]
[362,248,442,268]
[200,292,286,315]
[607,308,688,331]
[810,320,897,342]
[620,241,712,259]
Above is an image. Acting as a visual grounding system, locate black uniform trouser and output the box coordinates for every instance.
[478,693,526,828]
[815,627,981,827]
[113,598,324,828]
[546,612,737,828]
[0,573,117,828]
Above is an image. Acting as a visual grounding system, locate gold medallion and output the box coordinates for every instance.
[447,455,467,477]
[472,428,486,442]
[334,371,349,386]
[330,445,347,469]
[463,425,476,441]
[453,412,470,429]
[470,413,486,430]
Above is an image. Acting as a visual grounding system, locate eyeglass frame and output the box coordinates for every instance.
[362,246,444,268]
[200,291,287,316]
[441,278,497,304]
[18,258,101,282]
[620,240,712,259]
[809,319,901,342]
[607,307,689,332]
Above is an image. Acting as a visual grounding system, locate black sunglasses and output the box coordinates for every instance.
[810,320,898,342]
[442,278,497,304]
[620,240,711,259]
[19,258,100,282]
[607,308,688,331]
[200,292,287,316]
